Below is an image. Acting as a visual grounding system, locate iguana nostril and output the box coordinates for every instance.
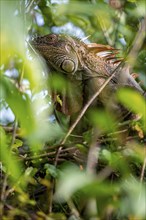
[61,60,75,73]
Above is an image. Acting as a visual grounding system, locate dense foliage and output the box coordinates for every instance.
[0,0,146,219]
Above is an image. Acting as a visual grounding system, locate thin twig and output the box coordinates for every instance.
[25,0,34,13]
[127,17,146,66]
[0,175,8,218]
[22,146,77,161]
[67,199,81,219]
[86,142,100,175]
[96,166,113,181]
[18,62,25,87]
[113,12,123,47]
[23,151,56,161]
[61,61,124,146]
[140,157,146,182]
[107,129,128,136]
[2,126,20,133]
[86,129,100,175]
[54,146,64,166]
[10,120,18,149]
[98,17,113,46]
[85,130,99,218]
[48,182,54,214]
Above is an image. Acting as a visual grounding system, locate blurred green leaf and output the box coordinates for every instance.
[81,181,119,199]
[56,2,112,17]
[0,127,24,187]
[55,164,93,202]
[88,109,116,133]
[12,139,23,151]
[48,73,68,91]
[48,213,66,220]
[120,177,146,219]
[0,77,36,135]
[1,0,25,65]
[44,163,59,178]
[117,88,146,128]
[102,149,130,176]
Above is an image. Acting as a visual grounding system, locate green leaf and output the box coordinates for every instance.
[55,165,93,202]
[44,163,59,178]
[12,139,23,151]
[0,127,24,187]
[88,109,116,133]
[101,150,130,176]
[0,77,36,135]
[120,177,146,219]
[117,88,146,128]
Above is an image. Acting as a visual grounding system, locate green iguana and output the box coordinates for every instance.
[31,34,145,122]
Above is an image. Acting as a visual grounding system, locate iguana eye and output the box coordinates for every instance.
[61,59,75,73]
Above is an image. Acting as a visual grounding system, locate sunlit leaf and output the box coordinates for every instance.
[1,0,25,65]
[0,127,24,187]
[0,77,36,135]
[120,177,146,219]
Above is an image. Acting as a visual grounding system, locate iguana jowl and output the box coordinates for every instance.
[31,34,145,119]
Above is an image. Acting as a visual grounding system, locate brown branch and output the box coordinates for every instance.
[61,18,146,147]
[67,199,81,219]
[140,157,146,182]
[2,126,20,133]
[22,146,77,161]
[61,61,124,146]
[86,129,100,175]
[0,175,8,218]
[96,166,113,181]
[85,130,99,217]
[18,62,25,87]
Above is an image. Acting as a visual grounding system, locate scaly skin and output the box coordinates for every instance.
[31,34,145,119]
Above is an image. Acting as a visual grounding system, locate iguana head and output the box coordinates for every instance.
[31,34,79,75]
